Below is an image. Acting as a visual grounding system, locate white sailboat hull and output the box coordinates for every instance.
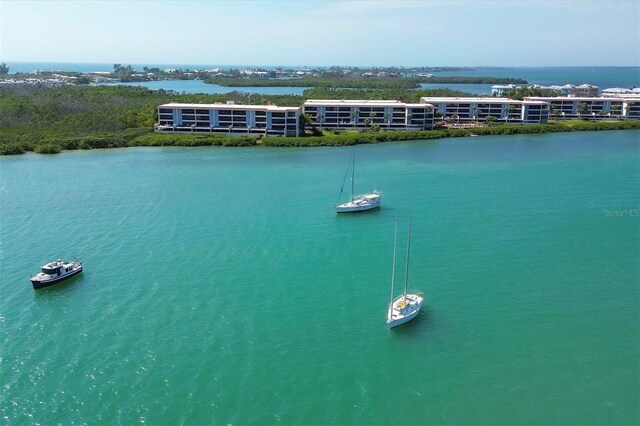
[387,309,420,328]
[336,193,381,213]
[387,292,423,328]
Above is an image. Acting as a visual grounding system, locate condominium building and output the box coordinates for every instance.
[573,84,600,97]
[156,102,301,137]
[602,87,640,98]
[524,96,640,119]
[420,97,550,124]
[491,84,600,97]
[302,100,435,130]
[491,84,522,96]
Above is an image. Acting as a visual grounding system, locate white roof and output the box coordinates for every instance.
[159,102,300,112]
[602,87,640,94]
[525,96,639,102]
[420,97,548,105]
[304,99,403,106]
[303,99,434,108]
[406,103,434,108]
[491,84,520,89]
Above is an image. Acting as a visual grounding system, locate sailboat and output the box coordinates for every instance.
[387,218,424,328]
[335,151,381,213]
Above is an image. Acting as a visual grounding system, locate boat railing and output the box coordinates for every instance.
[408,289,424,298]
[355,192,381,200]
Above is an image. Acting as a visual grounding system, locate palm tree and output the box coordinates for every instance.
[368,112,376,129]
[578,102,589,119]
[316,112,324,127]
[507,104,518,124]
[610,104,621,118]
[406,113,413,130]
[350,109,361,128]
[626,101,636,119]
[471,105,481,125]
[299,113,314,134]
[383,111,392,129]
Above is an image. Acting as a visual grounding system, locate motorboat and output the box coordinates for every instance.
[30,258,83,289]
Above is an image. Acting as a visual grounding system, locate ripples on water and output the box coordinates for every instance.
[1,133,638,424]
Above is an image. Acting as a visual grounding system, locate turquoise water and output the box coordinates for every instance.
[420,83,493,95]
[1,131,639,424]
[425,66,640,89]
[8,63,639,90]
[97,80,309,96]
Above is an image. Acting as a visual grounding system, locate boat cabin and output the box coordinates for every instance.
[40,260,73,276]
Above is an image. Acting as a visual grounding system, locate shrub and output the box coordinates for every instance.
[34,143,61,154]
[0,142,25,155]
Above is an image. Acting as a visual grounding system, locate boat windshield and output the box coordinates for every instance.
[41,267,60,274]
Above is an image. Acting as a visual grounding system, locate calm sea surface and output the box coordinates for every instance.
[96,80,308,96]
[1,131,639,424]
[7,63,639,95]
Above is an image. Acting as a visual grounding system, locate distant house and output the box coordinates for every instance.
[528,83,599,97]
[571,84,600,97]
[92,76,120,83]
[491,84,521,96]
[601,87,640,98]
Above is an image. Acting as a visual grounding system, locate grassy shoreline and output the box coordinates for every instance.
[2,120,638,155]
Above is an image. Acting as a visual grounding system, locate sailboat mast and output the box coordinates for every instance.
[403,217,412,297]
[350,151,355,202]
[390,221,398,308]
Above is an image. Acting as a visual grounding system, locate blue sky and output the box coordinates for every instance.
[1,0,639,67]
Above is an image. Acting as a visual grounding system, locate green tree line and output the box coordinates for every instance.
[1,84,638,156]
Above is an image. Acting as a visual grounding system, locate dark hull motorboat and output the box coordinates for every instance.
[30,258,83,290]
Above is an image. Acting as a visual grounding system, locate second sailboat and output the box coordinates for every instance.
[335,151,381,213]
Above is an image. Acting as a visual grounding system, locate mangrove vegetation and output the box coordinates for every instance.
[1,84,638,156]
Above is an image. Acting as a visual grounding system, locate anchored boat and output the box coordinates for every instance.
[335,151,381,213]
[30,258,83,289]
[387,219,423,328]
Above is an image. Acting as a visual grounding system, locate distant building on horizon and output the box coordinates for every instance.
[601,87,640,98]
[491,83,600,97]
[490,84,524,96]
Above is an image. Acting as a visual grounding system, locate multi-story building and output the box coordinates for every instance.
[302,100,435,130]
[524,96,640,119]
[571,84,600,97]
[420,97,550,124]
[491,84,522,96]
[492,84,600,98]
[602,87,640,98]
[156,102,301,137]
